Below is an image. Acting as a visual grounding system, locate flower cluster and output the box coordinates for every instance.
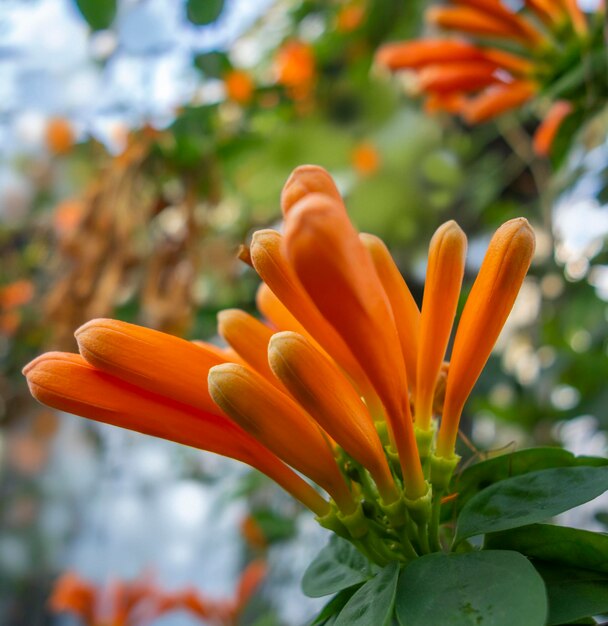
[376,0,606,156]
[25,165,534,564]
[49,563,266,626]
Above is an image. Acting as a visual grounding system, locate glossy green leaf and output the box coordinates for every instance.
[74,0,116,30]
[334,562,399,626]
[485,524,608,573]
[447,448,607,520]
[312,587,361,625]
[534,562,608,625]
[396,551,547,626]
[302,536,376,598]
[456,466,608,542]
[186,0,224,25]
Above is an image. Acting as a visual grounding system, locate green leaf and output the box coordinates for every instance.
[74,0,116,30]
[447,448,606,520]
[534,562,608,625]
[334,562,399,626]
[456,466,608,542]
[485,524,608,574]
[186,0,224,25]
[312,587,361,625]
[395,551,547,626]
[302,536,376,598]
[193,51,232,78]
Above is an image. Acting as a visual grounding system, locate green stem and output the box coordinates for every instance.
[429,492,443,553]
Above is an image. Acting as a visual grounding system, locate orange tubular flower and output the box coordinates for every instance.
[24,352,329,516]
[217,309,279,386]
[281,164,343,213]
[532,100,574,157]
[437,218,535,458]
[249,229,381,407]
[275,40,316,100]
[359,233,420,390]
[415,222,467,432]
[75,318,225,414]
[224,69,255,105]
[462,81,537,123]
[268,331,398,504]
[208,363,356,513]
[283,192,426,499]
[376,1,602,156]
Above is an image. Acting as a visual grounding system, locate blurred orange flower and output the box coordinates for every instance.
[377,0,605,157]
[49,565,266,626]
[352,141,381,176]
[45,117,75,156]
[224,69,255,105]
[275,40,316,100]
[336,3,365,33]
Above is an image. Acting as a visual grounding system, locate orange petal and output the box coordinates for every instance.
[268,332,398,503]
[428,6,536,45]
[533,100,574,157]
[415,221,467,431]
[462,81,536,124]
[359,233,420,390]
[437,218,535,457]
[284,193,426,498]
[281,164,343,216]
[217,309,279,385]
[24,352,328,515]
[208,363,355,512]
[75,318,225,414]
[376,39,484,70]
[250,229,380,407]
[419,61,502,94]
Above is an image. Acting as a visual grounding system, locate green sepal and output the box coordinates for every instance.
[430,453,460,491]
[414,424,435,459]
[379,493,407,528]
[316,504,351,539]
[338,502,369,539]
[404,483,432,525]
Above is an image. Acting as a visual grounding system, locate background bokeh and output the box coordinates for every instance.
[0,0,607,624]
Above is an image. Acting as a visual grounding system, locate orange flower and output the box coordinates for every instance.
[275,40,316,100]
[268,331,398,504]
[415,222,467,432]
[437,218,535,458]
[24,351,329,516]
[208,363,356,513]
[283,192,426,499]
[25,165,535,562]
[532,100,574,157]
[224,69,255,105]
[376,0,602,154]
[45,117,75,156]
[352,142,381,176]
[336,4,365,33]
